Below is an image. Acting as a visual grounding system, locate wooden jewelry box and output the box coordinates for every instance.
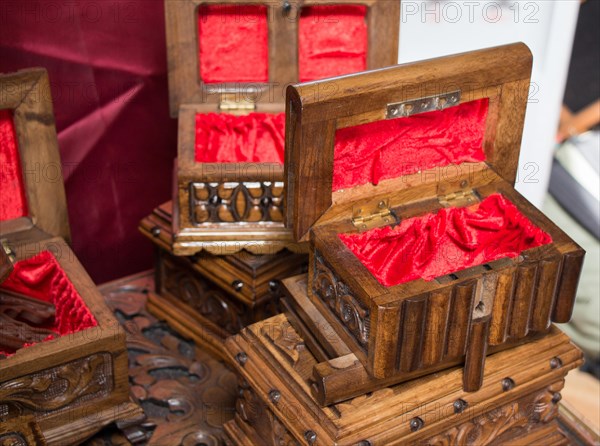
[0,69,141,445]
[139,200,306,360]
[165,0,401,255]
[284,43,585,387]
[224,291,583,445]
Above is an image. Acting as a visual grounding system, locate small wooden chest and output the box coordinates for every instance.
[164,0,401,255]
[0,69,141,444]
[224,303,583,445]
[284,43,584,387]
[139,201,306,360]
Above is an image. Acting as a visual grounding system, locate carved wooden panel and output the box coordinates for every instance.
[426,382,563,446]
[162,255,246,333]
[92,274,238,445]
[0,416,47,446]
[160,254,280,335]
[312,253,370,349]
[191,181,284,224]
[0,353,113,422]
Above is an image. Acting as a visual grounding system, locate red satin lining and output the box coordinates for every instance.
[339,194,552,287]
[299,5,368,82]
[332,99,489,191]
[1,251,98,356]
[0,110,28,221]
[198,4,269,83]
[195,112,285,163]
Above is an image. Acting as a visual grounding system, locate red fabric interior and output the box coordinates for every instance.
[0,109,28,221]
[1,251,97,356]
[339,194,552,287]
[332,99,489,191]
[299,5,368,82]
[198,4,269,83]
[195,112,285,163]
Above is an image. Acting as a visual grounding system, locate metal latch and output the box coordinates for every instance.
[352,199,394,232]
[387,91,461,119]
[218,93,256,112]
[438,189,479,208]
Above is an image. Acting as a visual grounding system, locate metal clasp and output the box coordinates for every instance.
[218,93,256,113]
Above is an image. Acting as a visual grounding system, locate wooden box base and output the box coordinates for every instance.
[224,309,582,445]
[139,202,307,360]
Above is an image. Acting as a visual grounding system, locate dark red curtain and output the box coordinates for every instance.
[0,0,177,283]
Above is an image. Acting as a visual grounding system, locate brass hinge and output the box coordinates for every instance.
[438,189,479,207]
[352,199,394,232]
[387,90,461,119]
[218,93,256,112]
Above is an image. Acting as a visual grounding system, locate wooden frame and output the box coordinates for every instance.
[0,69,70,243]
[165,0,401,255]
[165,0,401,116]
[0,238,141,445]
[224,309,583,445]
[283,44,585,382]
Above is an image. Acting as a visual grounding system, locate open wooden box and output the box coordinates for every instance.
[165,0,400,255]
[0,69,140,444]
[284,43,585,387]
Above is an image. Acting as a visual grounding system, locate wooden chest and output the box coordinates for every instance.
[283,43,585,388]
[0,69,141,445]
[165,0,401,255]
[223,291,583,445]
[139,201,306,360]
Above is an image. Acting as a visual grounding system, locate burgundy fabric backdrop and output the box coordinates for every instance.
[0,0,177,283]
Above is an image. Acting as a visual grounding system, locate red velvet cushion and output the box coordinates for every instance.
[339,194,552,287]
[1,251,98,356]
[198,4,269,83]
[195,112,285,163]
[333,99,489,191]
[299,5,368,82]
[0,109,28,221]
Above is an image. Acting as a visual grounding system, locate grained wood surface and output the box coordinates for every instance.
[225,310,583,445]
[0,69,70,244]
[138,201,306,360]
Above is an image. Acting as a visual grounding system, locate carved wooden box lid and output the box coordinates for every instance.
[284,43,535,242]
[164,0,400,116]
[0,69,70,245]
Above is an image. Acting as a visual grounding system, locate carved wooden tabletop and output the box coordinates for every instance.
[85,272,237,446]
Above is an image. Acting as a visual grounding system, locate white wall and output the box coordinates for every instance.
[397,0,580,207]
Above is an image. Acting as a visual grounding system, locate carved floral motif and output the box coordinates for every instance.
[162,256,246,334]
[0,353,112,421]
[93,278,238,445]
[313,254,370,347]
[427,383,562,446]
